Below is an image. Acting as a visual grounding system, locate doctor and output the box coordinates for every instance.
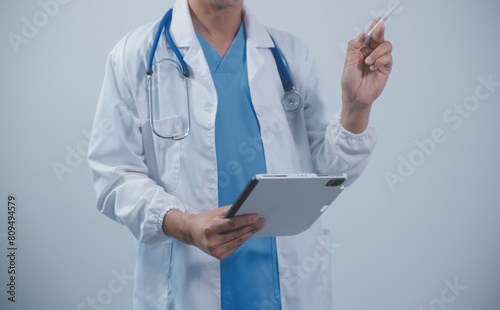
[88,0,392,309]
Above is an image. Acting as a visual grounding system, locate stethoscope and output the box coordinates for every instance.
[147,8,302,140]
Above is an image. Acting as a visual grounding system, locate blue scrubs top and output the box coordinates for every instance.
[196,24,282,310]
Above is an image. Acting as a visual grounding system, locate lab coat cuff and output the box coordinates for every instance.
[156,204,186,240]
[334,111,376,141]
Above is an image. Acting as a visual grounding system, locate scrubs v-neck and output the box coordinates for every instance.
[196,24,282,310]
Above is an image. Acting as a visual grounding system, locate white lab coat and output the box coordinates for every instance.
[88,0,377,309]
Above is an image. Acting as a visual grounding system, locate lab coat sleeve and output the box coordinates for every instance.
[87,49,187,244]
[302,46,378,186]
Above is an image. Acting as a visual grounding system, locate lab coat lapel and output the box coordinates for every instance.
[243,6,274,84]
[244,7,291,174]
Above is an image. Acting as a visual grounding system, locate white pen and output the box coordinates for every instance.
[361,6,396,47]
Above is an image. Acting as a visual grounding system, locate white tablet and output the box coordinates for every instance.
[224,173,346,237]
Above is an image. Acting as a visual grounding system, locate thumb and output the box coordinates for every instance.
[344,32,365,65]
[217,205,232,218]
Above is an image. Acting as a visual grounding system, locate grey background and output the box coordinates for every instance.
[1,0,499,309]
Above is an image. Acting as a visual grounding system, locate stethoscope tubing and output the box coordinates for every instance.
[147,58,191,140]
[269,36,294,92]
[147,8,302,140]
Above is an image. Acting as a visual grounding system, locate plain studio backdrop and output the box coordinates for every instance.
[1,0,499,309]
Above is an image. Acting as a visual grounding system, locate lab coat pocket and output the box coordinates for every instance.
[134,240,173,309]
[151,116,182,191]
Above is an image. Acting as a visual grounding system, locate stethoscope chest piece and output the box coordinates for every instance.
[282,88,302,112]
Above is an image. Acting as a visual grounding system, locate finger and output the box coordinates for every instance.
[211,218,264,253]
[257,218,265,230]
[346,32,366,57]
[213,205,232,219]
[212,222,264,259]
[369,53,393,72]
[219,205,232,213]
[214,213,259,234]
[218,218,264,245]
[203,205,232,223]
[210,226,257,259]
[366,17,382,34]
[369,23,386,49]
[365,41,392,66]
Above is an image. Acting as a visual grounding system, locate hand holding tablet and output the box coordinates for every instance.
[224,174,347,237]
